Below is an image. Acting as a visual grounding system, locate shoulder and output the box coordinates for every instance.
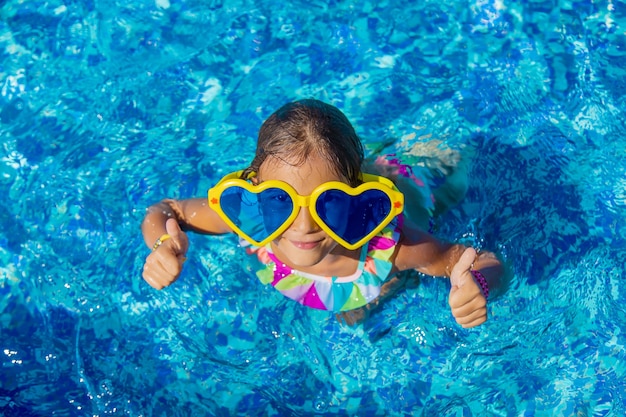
[166,197,232,234]
[391,222,461,276]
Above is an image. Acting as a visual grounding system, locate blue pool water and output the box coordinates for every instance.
[1,0,626,415]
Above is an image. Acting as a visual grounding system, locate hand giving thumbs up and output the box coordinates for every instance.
[142,218,189,290]
[448,247,488,328]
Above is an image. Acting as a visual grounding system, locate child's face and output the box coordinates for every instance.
[257,154,351,268]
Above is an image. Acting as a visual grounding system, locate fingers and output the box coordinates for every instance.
[142,240,185,290]
[142,266,169,290]
[450,290,486,315]
[449,277,487,328]
[454,307,487,328]
[450,247,477,287]
[141,220,189,290]
[165,218,189,258]
[449,275,483,307]
[165,217,181,236]
[142,264,180,289]
[450,300,487,328]
[142,259,179,289]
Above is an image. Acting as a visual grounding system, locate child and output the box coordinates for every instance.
[141,99,503,328]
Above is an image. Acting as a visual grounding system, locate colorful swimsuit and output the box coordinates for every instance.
[247,154,434,312]
[251,215,403,312]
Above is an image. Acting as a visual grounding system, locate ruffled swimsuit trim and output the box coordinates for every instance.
[254,215,403,312]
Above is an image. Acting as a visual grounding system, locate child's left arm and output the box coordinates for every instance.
[393,225,504,328]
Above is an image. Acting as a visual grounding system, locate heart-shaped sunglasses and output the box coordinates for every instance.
[208,171,404,249]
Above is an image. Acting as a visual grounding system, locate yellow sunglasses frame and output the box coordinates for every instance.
[208,170,404,249]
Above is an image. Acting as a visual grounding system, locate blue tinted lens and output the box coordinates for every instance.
[258,188,293,238]
[316,189,391,244]
[220,187,293,243]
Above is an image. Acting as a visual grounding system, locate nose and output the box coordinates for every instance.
[289,207,319,233]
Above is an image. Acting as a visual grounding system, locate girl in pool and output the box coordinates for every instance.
[141,99,504,328]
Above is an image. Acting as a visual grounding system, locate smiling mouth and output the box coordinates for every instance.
[290,239,322,250]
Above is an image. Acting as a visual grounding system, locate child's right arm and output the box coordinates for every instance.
[140,198,232,289]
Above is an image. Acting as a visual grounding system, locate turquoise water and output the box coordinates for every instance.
[1,0,626,415]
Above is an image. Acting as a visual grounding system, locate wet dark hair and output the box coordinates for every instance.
[243,99,364,186]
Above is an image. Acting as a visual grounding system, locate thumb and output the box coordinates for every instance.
[165,218,189,257]
[450,247,477,288]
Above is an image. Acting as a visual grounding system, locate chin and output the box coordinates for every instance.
[272,238,335,268]
[281,249,325,268]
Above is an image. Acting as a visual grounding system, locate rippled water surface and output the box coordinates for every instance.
[1,0,626,416]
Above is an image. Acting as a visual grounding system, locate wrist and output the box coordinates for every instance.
[152,234,171,251]
[471,252,504,297]
[470,269,490,299]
